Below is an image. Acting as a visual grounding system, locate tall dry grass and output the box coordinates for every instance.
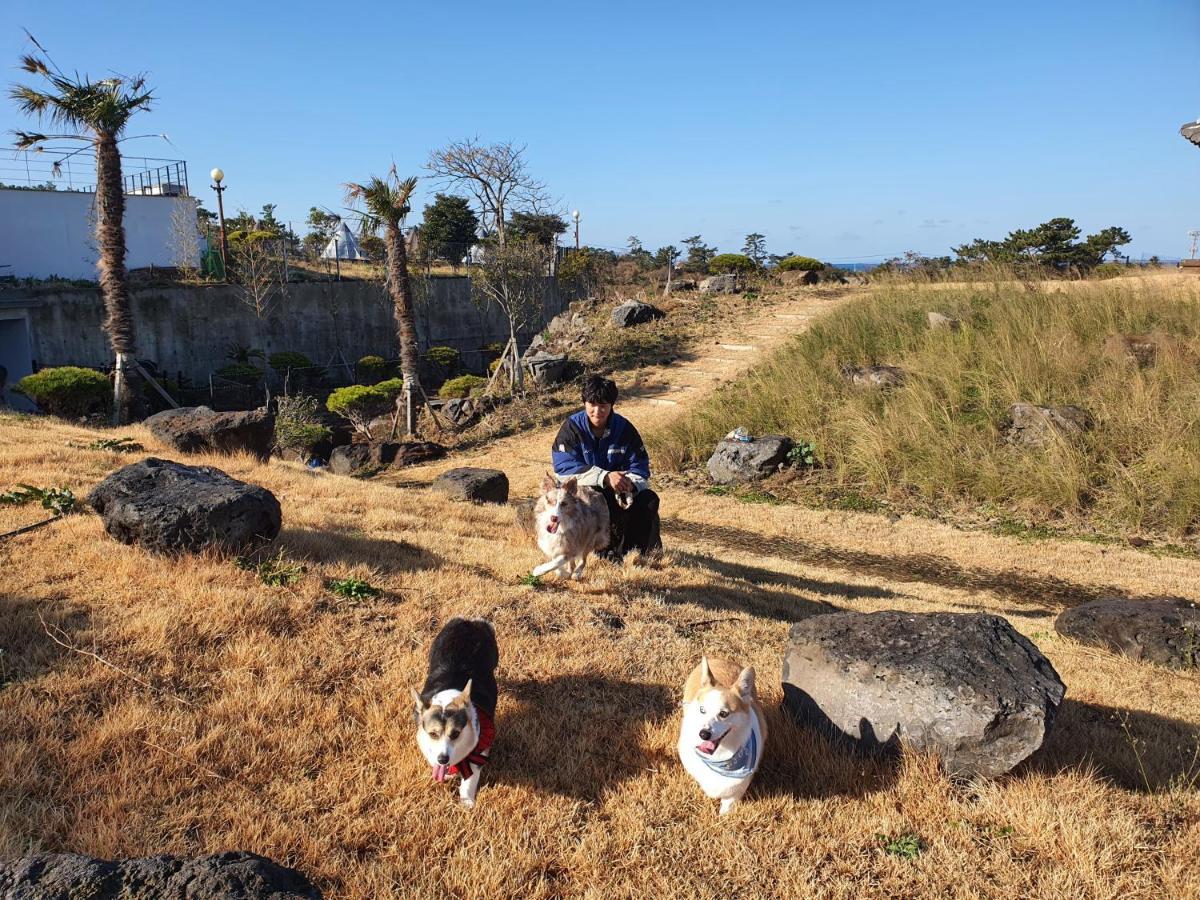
[651,275,1200,537]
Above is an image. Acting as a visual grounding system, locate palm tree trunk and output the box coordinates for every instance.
[95,132,136,424]
[387,220,421,436]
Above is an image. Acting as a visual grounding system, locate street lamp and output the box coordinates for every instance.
[571,209,580,250]
[210,167,230,278]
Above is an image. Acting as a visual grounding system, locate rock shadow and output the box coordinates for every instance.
[0,594,88,690]
[277,527,444,574]
[1025,699,1200,793]
[752,699,900,801]
[492,675,675,800]
[676,551,905,601]
[668,518,1191,610]
[663,579,837,624]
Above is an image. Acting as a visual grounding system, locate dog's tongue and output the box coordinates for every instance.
[697,740,718,755]
[546,519,559,534]
[433,764,449,782]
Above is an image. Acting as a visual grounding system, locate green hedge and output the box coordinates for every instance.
[777,256,825,272]
[15,367,110,418]
[438,374,486,399]
[708,253,756,274]
[356,355,388,384]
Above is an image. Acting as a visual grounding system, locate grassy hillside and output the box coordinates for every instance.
[651,275,1200,539]
[2,412,1199,897]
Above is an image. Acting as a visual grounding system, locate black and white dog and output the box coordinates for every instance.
[411,618,499,808]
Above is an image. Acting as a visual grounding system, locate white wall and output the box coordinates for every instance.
[0,188,199,280]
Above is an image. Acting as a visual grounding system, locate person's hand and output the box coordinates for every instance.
[607,471,633,493]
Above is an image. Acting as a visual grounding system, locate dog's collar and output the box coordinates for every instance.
[695,711,760,779]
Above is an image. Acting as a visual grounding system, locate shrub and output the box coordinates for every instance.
[357,355,388,384]
[268,351,314,371]
[326,384,395,436]
[439,374,487,399]
[776,256,825,272]
[1092,262,1125,280]
[15,367,109,418]
[425,346,461,370]
[274,394,332,457]
[374,378,407,403]
[708,253,756,275]
[216,362,265,386]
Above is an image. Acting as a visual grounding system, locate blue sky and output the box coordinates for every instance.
[3,0,1199,261]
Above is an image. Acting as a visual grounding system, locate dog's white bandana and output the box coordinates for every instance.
[695,711,761,779]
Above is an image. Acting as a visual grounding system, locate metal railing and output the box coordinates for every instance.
[0,149,189,196]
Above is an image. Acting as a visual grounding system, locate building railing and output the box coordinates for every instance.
[0,150,189,197]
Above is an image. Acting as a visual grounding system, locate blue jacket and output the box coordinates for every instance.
[552,409,650,486]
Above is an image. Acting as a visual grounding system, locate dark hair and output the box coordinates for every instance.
[582,374,618,405]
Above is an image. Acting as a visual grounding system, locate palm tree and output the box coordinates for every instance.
[10,40,154,423]
[345,167,422,436]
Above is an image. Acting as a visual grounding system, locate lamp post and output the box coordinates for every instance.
[210,167,230,278]
[571,209,580,250]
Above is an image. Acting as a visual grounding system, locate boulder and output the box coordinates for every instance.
[783,610,1065,778]
[145,406,275,461]
[329,442,398,476]
[611,301,666,328]
[707,435,794,484]
[441,397,479,428]
[0,851,320,899]
[1006,403,1092,449]
[87,458,281,554]
[393,441,448,467]
[432,467,509,504]
[926,311,960,330]
[699,274,740,294]
[841,364,906,389]
[1055,597,1200,669]
[523,351,570,385]
[781,269,820,286]
[1102,331,1175,368]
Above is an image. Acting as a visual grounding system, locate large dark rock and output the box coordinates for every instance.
[88,458,281,554]
[146,406,275,462]
[707,435,794,484]
[611,301,666,328]
[841,364,906,389]
[1055,597,1200,669]
[0,851,320,899]
[1006,403,1092,449]
[394,441,448,467]
[523,351,570,385]
[329,442,392,476]
[699,274,740,294]
[782,610,1065,778]
[432,467,509,504]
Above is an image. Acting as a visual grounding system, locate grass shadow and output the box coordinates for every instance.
[676,551,905,601]
[1025,699,1200,793]
[493,675,675,800]
[0,594,89,690]
[664,579,837,624]
[668,518,1190,610]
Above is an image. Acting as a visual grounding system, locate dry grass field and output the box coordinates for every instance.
[2,284,1199,898]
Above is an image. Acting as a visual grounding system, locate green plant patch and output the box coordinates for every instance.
[0,485,77,516]
[73,436,145,453]
[877,833,923,860]
[238,550,306,587]
[328,577,382,602]
[519,573,543,588]
[15,366,110,418]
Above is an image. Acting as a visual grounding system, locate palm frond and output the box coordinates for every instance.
[19,54,49,76]
[13,130,50,149]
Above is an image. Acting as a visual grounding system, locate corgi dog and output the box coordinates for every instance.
[411,618,499,808]
[678,656,767,816]
[531,473,611,579]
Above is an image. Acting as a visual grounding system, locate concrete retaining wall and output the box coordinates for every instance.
[20,277,563,384]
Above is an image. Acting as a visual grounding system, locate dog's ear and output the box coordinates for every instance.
[460,678,473,703]
[699,656,715,688]
[541,472,557,494]
[410,687,427,714]
[563,476,578,496]
[735,666,757,700]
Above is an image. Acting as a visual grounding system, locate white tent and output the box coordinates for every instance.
[321,221,369,260]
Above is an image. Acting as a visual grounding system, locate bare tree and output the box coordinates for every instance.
[168,198,202,281]
[232,237,287,322]
[426,138,550,246]
[471,239,549,394]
